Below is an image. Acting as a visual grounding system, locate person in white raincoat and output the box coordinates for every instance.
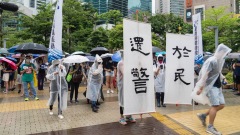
[86,55,103,113]
[46,60,68,119]
[192,44,231,135]
[153,54,166,107]
[117,51,136,125]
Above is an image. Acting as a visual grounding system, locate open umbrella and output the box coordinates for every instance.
[112,51,121,62]
[6,57,17,63]
[226,53,240,59]
[63,55,89,64]
[85,56,95,62]
[14,43,48,54]
[90,47,109,55]
[0,48,9,54]
[0,57,17,70]
[12,54,21,58]
[8,45,19,53]
[101,53,113,59]
[152,46,162,53]
[71,51,86,56]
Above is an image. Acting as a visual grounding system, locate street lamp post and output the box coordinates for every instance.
[208,26,218,50]
[3,38,8,48]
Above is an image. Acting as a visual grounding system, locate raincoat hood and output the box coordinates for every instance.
[52,60,60,66]
[214,44,231,60]
[95,54,103,63]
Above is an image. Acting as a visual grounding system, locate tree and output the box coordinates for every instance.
[108,24,123,50]
[149,13,192,48]
[17,4,54,46]
[202,6,239,52]
[86,27,109,52]
[0,9,32,48]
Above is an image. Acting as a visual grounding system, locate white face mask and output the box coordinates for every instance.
[26,59,30,63]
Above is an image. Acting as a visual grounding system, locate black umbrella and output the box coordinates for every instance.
[90,47,109,55]
[152,46,162,53]
[14,43,48,54]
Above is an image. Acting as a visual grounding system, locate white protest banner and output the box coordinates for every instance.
[164,33,195,105]
[192,13,203,55]
[48,0,63,62]
[123,19,155,115]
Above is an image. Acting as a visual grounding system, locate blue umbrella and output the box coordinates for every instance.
[86,56,95,62]
[6,57,17,63]
[112,51,121,62]
[8,45,19,53]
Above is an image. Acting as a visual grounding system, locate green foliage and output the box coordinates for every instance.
[202,6,239,52]
[17,4,54,46]
[99,10,122,25]
[108,24,123,50]
[86,27,109,52]
[149,13,192,48]
[225,71,233,84]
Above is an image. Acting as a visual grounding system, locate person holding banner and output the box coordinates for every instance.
[46,60,68,119]
[117,51,136,125]
[194,44,231,135]
[153,54,166,107]
[86,55,103,113]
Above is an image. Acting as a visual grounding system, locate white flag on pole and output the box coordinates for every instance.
[123,19,155,115]
[192,13,203,55]
[48,0,63,62]
[164,33,195,105]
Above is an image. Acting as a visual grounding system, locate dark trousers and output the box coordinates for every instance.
[38,73,45,90]
[120,106,124,115]
[70,82,80,101]
[49,94,62,115]
[156,92,165,105]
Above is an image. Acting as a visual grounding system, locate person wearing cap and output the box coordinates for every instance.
[21,55,39,101]
[46,59,68,119]
[86,55,103,113]
[153,54,166,107]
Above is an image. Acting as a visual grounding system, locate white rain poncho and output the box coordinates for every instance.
[191,44,231,105]
[86,55,103,102]
[153,54,165,93]
[46,60,68,110]
[117,60,124,107]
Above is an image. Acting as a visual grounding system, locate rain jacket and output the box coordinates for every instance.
[153,54,165,93]
[46,60,68,110]
[192,44,231,105]
[86,55,103,102]
[117,60,124,107]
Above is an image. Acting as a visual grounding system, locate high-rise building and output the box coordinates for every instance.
[192,0,237,20]
[159,0,170,14]
[152,0,161,14]
[83,0,128,16]
[170,0,185,18]
[108,0,128,17]
[140,0,152,12]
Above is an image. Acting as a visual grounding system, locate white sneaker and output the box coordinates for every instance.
[58,115,64,119]
[107,90,110,94]
[49,111,53,115]
[111,90,114,93]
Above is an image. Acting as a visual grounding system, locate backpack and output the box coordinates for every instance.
[72,66,83,83]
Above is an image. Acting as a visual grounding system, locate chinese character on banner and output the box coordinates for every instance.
[123,19,155,115]
[131,68,150,94]
[130,37,150,56]
[174,68,191,85]
[165,33,194,105]
[173,46,191,59]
